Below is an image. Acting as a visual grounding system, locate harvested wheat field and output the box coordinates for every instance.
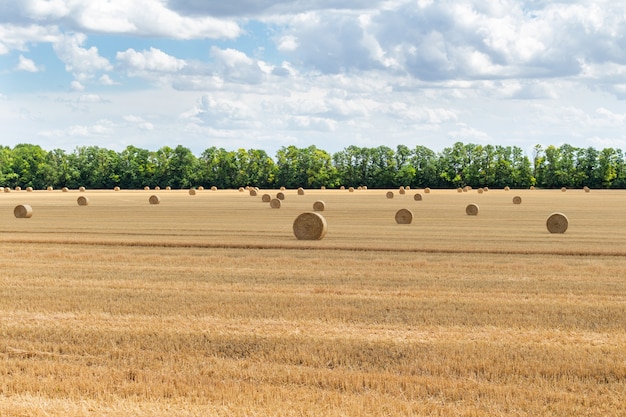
[1,188,625,416]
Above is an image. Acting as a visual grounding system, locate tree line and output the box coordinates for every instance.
[1,142,625,190]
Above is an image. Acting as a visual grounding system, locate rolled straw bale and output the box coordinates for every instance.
[211,186,217,191]
[276,192,285,200]
[14,204,32,218]
[386,191,394,199]
[457,188,463,193]
[504,186,510,191]
[77,196,89,206]
[155,186,161,190]
[270,198,281,208]
[4,187,10,193]
[26,187,33,192]
[561,187,567,192]
[149,195,160,205]
[530,186,535,190]
[297,187,305,195]
[15,186,21,191]
[293,212,327,240]
[424,187,431,194]
[584,186,590,193]
[465,203,479,216]
[478,188,484,194]
[166,186,171,191]
[414,193,422,201]
[484,187,489,192]
[238,187,244,192]
[313,200,325,211]
[198,186,204,191]
[114,186,120,191]
[395,208,413,224]
[189,188,196,195]
[321,186,326,190]
[79,186,86,192]
[62,187,69,192]
[363,186,368,190]
[357,186,363,191]
[249,189,257,197]
[47,186,53,191]
[463,186,469,192]
[399,186,406,195]
[546,212,568,233]
[512,196,522,205]
[144,186,150,190]
[280,186,286,191]
[348,187,355,192]
[340,186,345,190]
[262,193,272,203]
[406,186,411,190]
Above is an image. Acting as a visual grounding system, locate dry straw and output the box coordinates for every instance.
[155,186,160,190]
[238,187,244,192]
[546,212,568,233]
[149,195,161,205]
[144,186,150,190]
[395,208,413,224]
[313,200,325,211]
[457,188,463,193]
[276,192,285,200]
[424,187,431,194]
[466,203,479,216]
[504,186,510,191]
[584,186,590,192]
[62,187,69,192]
[530,186,536,190]
[280,186,286,191]
[211,186,217,191]
[14,204,33,218]
[77,196,89,206]
[165,186,171,191]
[198,186,204,191]
[478,188,484,194]
[189,189,197,196]
[47,186,53,191]
[270,198,281,209]
[293,212,327,240]
[79,186,86,192]
[399,186,406,195]
[26,187,33,192]
[262,193,272,203]
[512,196,522,204]
[114,186,120,191]
[349,187,355,192]
[15,186,21,191]
[561,187,567,192]
[386,191,394,199]
[340,186,345,190]
[414,193,422,201]
[3,187,10,193]
[249,189,257,197]
[297,187,305,195]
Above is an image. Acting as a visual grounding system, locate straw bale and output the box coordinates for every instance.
[395,208,413,224]
[313,200,325,211]
[14,204,33,218]
[546,212,568,233]
[465,203,479,216]
[293,212,327,240]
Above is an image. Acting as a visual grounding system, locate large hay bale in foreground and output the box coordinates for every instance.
[395,208,413,224]
[270,198,281,209]
[512,196,522,205]
[14,204,33,218]
[466,203,479,216]
[149,195,160,205]
[262,193,272,203]
[414,193,422,201]
[293,212,327,240]
[546,212,568,233]
[313,200,325,211]
[386,191,394,199]
[77,196,89,206]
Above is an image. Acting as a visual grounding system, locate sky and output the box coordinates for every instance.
[3,0,626,158]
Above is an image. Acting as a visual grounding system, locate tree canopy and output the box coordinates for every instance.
[0,142,624,189]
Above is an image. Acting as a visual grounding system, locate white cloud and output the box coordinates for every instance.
[53,32,112,84]
[16,54,40,72]
[0,23,61,54]
[116,47,187,73]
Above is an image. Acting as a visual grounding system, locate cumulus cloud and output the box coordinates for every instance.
[16,54,40,72]
[53,32,112,83]
[117,47,187,73]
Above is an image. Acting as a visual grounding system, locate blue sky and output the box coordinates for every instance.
[3,0,626,157]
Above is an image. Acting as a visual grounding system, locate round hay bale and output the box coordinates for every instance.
[504,186,510,191]
[297,187,305,195]
[262,193,272,203]
[424,187,431,194]
[276,192,285,200]
[348,187,355,192]
[561,187,567,192]
[363,186,368,190]
[165,186,171,191]
[395,208,413,224]
[4,187,10,193]
[270,198,281,209]
[399,187,406,195]
[26,187,33,192]
[584,186,590,193]
[188,188,196,196]
[313,200,325,211]
[457,188,463,193]
[238,187,244,192]
[77,196,89,206]
[154,186,160,190]
[339,186,345,190]
[211,186,217,191]
[406,186,411,190]
[512,196,522,205]
[79,186,86,192]
[414,193,422,201]
[357,186,363,191]
[47,186,53,191]
[14,204,33,218]
[280,186,286,191]
[465,203,479,216]
[463,186,469,192]
[197,186,204,191]
[386,191,394,199]
[15,186,21,191]
[144,186,150,191]
[149,195,160,205]
[530,186,535,190]
[546,212,568,233]
[62,187,69,192]
[114,186,120,191]
[478,188,484,194]
[320,186,326,190]
[484,187,489,192]
[249,189,257,197]
[293,212,327,240]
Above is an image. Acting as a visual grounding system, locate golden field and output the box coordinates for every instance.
[0,187,625,416]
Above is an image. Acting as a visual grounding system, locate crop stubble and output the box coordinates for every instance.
[0,188,625,416]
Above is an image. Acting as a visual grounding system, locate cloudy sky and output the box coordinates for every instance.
[2,0,626,157]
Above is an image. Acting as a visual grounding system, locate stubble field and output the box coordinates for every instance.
[0,187,625,416]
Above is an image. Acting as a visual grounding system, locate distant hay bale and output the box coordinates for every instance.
[357,186,363,191]
[276,192,285,200]
[154,186,160,190]
[15,186,21,191]
[465,203,479,216]
[406,186,410,190]
[561,187,567,192]
[249,189,257,197]
[512,196,522,205]
[340,186,345,190]
[47,186,53,191]
[313,200,325,211]
[399,186,406,195]
[463,186,469,192]
[457,188,463,193]
[77,196,89,206]
[546,212,568,234]
[197,186,204,191]
[62,187,69,192]
[14,204,33,218]
[293,212,327,240]
[262,193,272,203]
[297,187,305,195]
[211,186,217,191]
[424,187,431,194]
[144,186,150,191]
[114,186,120,191]
[238,187,244,192]
[530,186,535,190]
[414,193,422,201]
[584,186,590,193]
[165,186,171,191]
[362,186,368,190]
[280,186,286,191]
[504,186,510,191]
[349,187,355,192]
[386,191,394,199]
[484,187,489,192]
[79,186,86,192]
[189,189,196,196]
[321,186,326,190]
[477,188,484,194]
[26,187,33,192]
[149,195,160,205]
[270,198,281,208]
[395,208,413,224]
[4,187,10,193]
